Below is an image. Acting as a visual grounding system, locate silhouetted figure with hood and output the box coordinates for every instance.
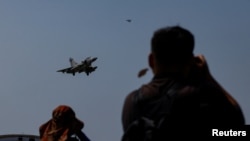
[39,105,90,141]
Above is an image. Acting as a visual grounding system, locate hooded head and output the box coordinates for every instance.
[51,105,84,129]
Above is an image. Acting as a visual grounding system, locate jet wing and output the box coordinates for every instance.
[57,67,72,73]
[85,66,97,75]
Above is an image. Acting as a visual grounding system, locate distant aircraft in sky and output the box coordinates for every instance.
[57,57,98,76]
[126,19,132,22]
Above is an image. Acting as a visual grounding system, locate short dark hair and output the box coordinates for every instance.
[151,25,194,65]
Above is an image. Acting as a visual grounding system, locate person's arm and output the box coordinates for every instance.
[194,55,245,125]
[122,91,138,132]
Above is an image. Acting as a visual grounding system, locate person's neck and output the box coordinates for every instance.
[153,63,191,79]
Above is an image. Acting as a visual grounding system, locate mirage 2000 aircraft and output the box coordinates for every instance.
[57,57,98,76]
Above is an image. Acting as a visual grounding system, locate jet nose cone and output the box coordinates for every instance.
[93,57,97,61]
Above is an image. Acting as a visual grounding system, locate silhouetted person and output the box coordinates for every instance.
[39,105,90,141]
[122,25,245,140]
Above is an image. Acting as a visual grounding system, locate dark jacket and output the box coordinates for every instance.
[122,55,245,138]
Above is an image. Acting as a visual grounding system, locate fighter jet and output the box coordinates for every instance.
[57,57,98,76]
[126,19,132,22]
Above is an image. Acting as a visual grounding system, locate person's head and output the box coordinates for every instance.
[52,105,84,128]
[149,25,195,74]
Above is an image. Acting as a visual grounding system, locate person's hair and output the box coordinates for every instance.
[52,105,76,123]
[151,25,195,65]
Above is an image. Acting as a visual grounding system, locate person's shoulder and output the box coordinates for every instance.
[124,89,137,103]
[39,119,52,136]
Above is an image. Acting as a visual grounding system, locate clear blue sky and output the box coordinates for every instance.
[0,1,249,140]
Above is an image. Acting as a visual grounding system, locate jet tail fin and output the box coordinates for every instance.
[69,57,78,67]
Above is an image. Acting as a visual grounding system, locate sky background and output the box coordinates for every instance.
[0,0,249,140]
